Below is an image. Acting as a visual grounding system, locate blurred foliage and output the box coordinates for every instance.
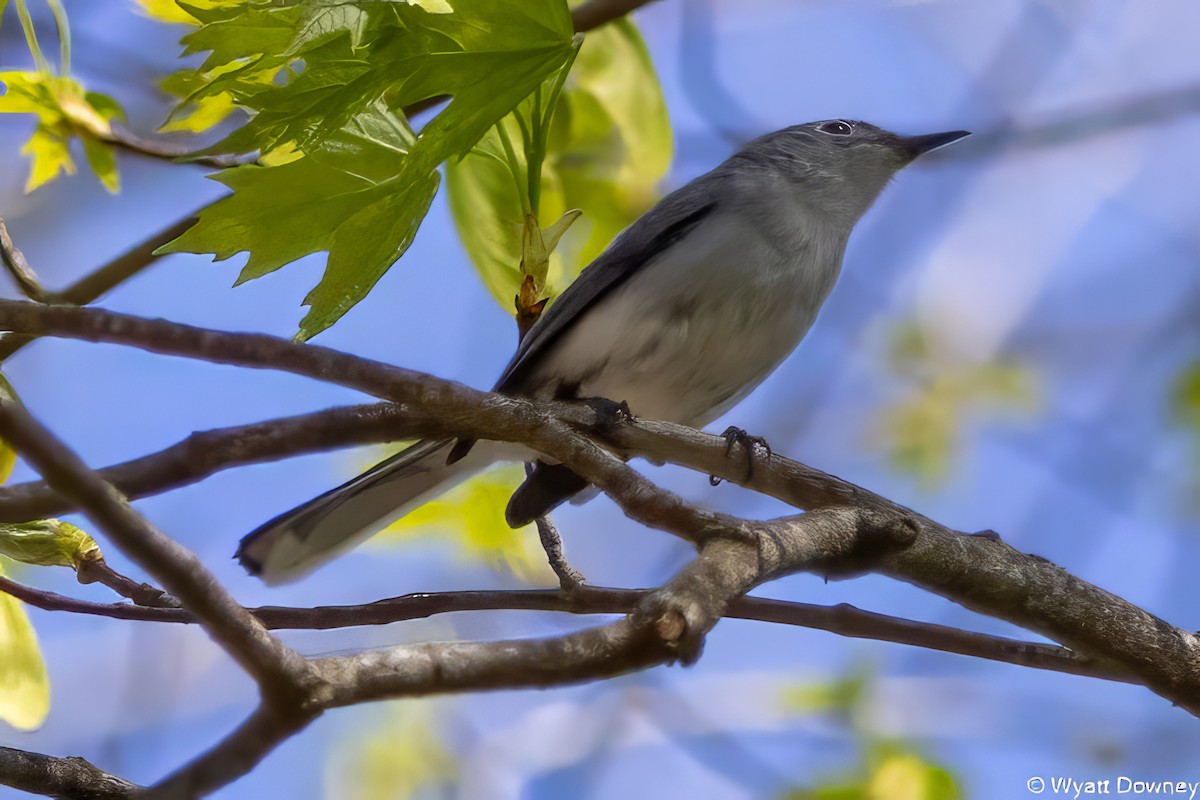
[1170,361,1200,433]
[446,16,671,311]
[0,0,123,192]
[152,0,579,340]
[781,663,963,800]
[0,374,49,731]
[781,661,872,722]
[0,561,49,731]
[874,321,1039,488]
[325,702,456,800]
[375,463,553,584]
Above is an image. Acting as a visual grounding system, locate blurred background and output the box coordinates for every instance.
[2,0,1200,797]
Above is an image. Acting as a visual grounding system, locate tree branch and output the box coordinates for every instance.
[103,126,250,170]
[0,299,1192,710]
[572,0,659,31]
[0,403,412,520]
[0,211,205,362]
[0,395,322,710]
[0,747,141,800]
[0,574,1134,684]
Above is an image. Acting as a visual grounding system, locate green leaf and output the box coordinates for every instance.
[0,0,9,30]
[160,98,440,339]
[374,464,552,583]
[82,134,119,192]
[0,71,125,192]
[162,0,577,339]
[447,17,672,310]
[0,562,49,731]
[0,520,100,570]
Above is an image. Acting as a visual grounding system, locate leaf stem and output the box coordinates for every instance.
[495,121,531,215]
[45,0,70,77]
[14,0,51,75]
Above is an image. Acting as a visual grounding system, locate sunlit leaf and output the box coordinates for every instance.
[447,17,672,310]
[20,126,74,192]
[375,464,551,583]
[160,0,577,339]
[867,753,961,800]
[0,71,125,192]
[82,134,119,192]
[0,520,100,570]
[158,90,237,133]
[326,703,455,800]
[0,562,49,731]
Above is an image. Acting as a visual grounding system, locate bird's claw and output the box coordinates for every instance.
[710,426,771,485]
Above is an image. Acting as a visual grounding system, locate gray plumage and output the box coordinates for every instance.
[237,120,969,583]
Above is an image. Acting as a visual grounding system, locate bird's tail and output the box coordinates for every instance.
[236,439,496,584]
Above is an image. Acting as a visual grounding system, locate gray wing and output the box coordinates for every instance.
[495,173,722,394]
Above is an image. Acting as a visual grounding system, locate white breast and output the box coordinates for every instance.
[529,187,848,426]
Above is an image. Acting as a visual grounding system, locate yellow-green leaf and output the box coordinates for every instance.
[0,72,124,192]
[0,71,61,122]
[326,703,455,800]
[20,126,74,193]
[0,519,100,570]
[82,134,119,192]
[158,90,236,133]
[447,17,672,311]
[136,0,241,25]
[866,754,961,800]
[0,563,49,731]
[374,464,552,583]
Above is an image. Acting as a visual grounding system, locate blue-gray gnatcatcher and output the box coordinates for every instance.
[237,119,970,583]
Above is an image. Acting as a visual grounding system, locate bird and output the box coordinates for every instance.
[236,119,970,584]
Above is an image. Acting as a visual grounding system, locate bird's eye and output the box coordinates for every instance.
[819,120,854,136]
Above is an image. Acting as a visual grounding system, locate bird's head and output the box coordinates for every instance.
[732,120,970,224]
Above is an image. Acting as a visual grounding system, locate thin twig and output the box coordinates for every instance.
[0,403,412,520]
[0,217,49,302]
[572,0,659,31]
[0,576,1136,685]
[104,125,251,170]
[76,556,180,608]
[0,210,207,362]
[535,516,586,589]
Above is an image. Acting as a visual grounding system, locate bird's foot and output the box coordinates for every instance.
[582,396,634,434]
[710,426,772,486]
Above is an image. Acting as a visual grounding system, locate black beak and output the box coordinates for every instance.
[899,130,971,159]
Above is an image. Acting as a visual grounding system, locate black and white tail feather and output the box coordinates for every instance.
[236,439,500,584]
